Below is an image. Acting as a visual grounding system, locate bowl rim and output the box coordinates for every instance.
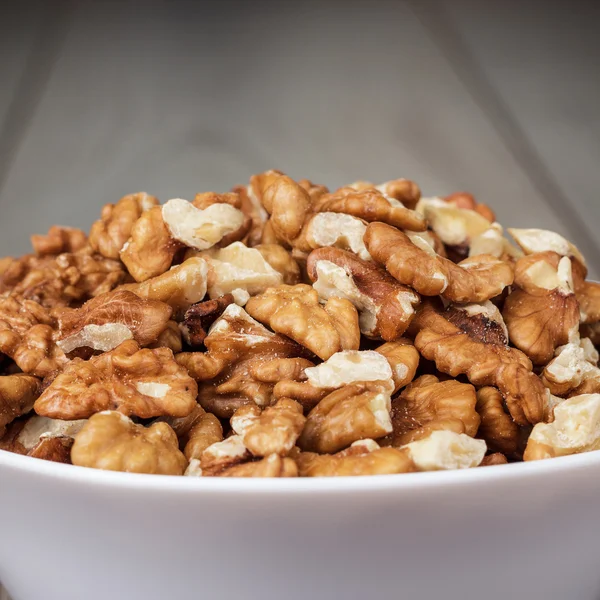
[1,446,599,495]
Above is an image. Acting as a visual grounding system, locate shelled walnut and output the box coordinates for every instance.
[2,170,598,476]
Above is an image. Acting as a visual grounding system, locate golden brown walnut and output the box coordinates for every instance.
[315,187,427,232]
[475,387,521,457]
[524,393,600,461]
[181,294,234,347]
[231,399,306,457]
[55,290,172,353]
[0,250,126,308]
[119,257,209,316]
[72,411,186,474]
[149,321,183,353]
[365,223,513,303]
[298,382,393,453]
[31,225,87,257]
[177,305,309,417]
[199,453,298,478]
[0,294,67,377]
[184,411,223,460]
[390,375,480,447]
[259,174,312,246]
[0,375,40,435]
[297,440,415,477]
[28,436,74,463]
[503,253,579,365]
[35,339,198,419]
[413,301,547,426]
[198,434,250,473]
[89,192,159,259]
[540,338,600,397]
[375,340,420,393]
[480,452,508,466]
[254,244,301,285]
[576,281,600,325]
[357,178,420,210]
[307,247,420,340]
[298,178,329,203]
[245,284,360,360]
[120,205,181,282]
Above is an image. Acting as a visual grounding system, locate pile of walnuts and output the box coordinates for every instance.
[2,174,600,477]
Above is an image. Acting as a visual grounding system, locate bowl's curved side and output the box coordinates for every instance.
[2,452,600,600]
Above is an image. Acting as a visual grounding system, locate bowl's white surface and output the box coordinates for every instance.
[2,450,600,600]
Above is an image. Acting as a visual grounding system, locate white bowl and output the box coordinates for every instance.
[2,450,600,600]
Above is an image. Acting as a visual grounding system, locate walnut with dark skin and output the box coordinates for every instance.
[181,294,234,347]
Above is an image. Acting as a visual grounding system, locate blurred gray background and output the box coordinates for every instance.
[0,0,598,273]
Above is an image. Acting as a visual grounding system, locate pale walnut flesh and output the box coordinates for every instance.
[524,394,600,460]
[55,290,172,353]
[390,375,480,447]
[72,411,187,475]
[89,192,159,259]
[34,340,198,420]
[296,213,372,261]
[402,430,487,471]
[162,198,246,250]
[119,257,209,315]
[307,247,420,340]
[304,350,394,392]
[245,284,360,360]
[414,302,546,426]
[197,242,283,299]
[299,382,393,454]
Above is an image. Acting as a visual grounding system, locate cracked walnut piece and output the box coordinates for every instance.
[177,304,309,417]
[31,225,87,257]
[390,375,480,447]
[314,187,427,232]
[503,253,580,365]
[0,294,67,377]
[72,411,187,474]
[231,399,306,457]
[181,294,234,347]
[297,440,415,477]
[402,430,487,471]
[55,290,173,353]
[345,178,421,210]
[0,375,40,436]
[245,284,360,360]
[120,205,181,282]
[475,387,522,457]
[413,301,547,426]
[162,197,247,251]
[34,339,198,420]
[89,192,159,259]
[365,222,513,303]
[299,382,393,454]
[307,247,420,340]
[524,394,600,461]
